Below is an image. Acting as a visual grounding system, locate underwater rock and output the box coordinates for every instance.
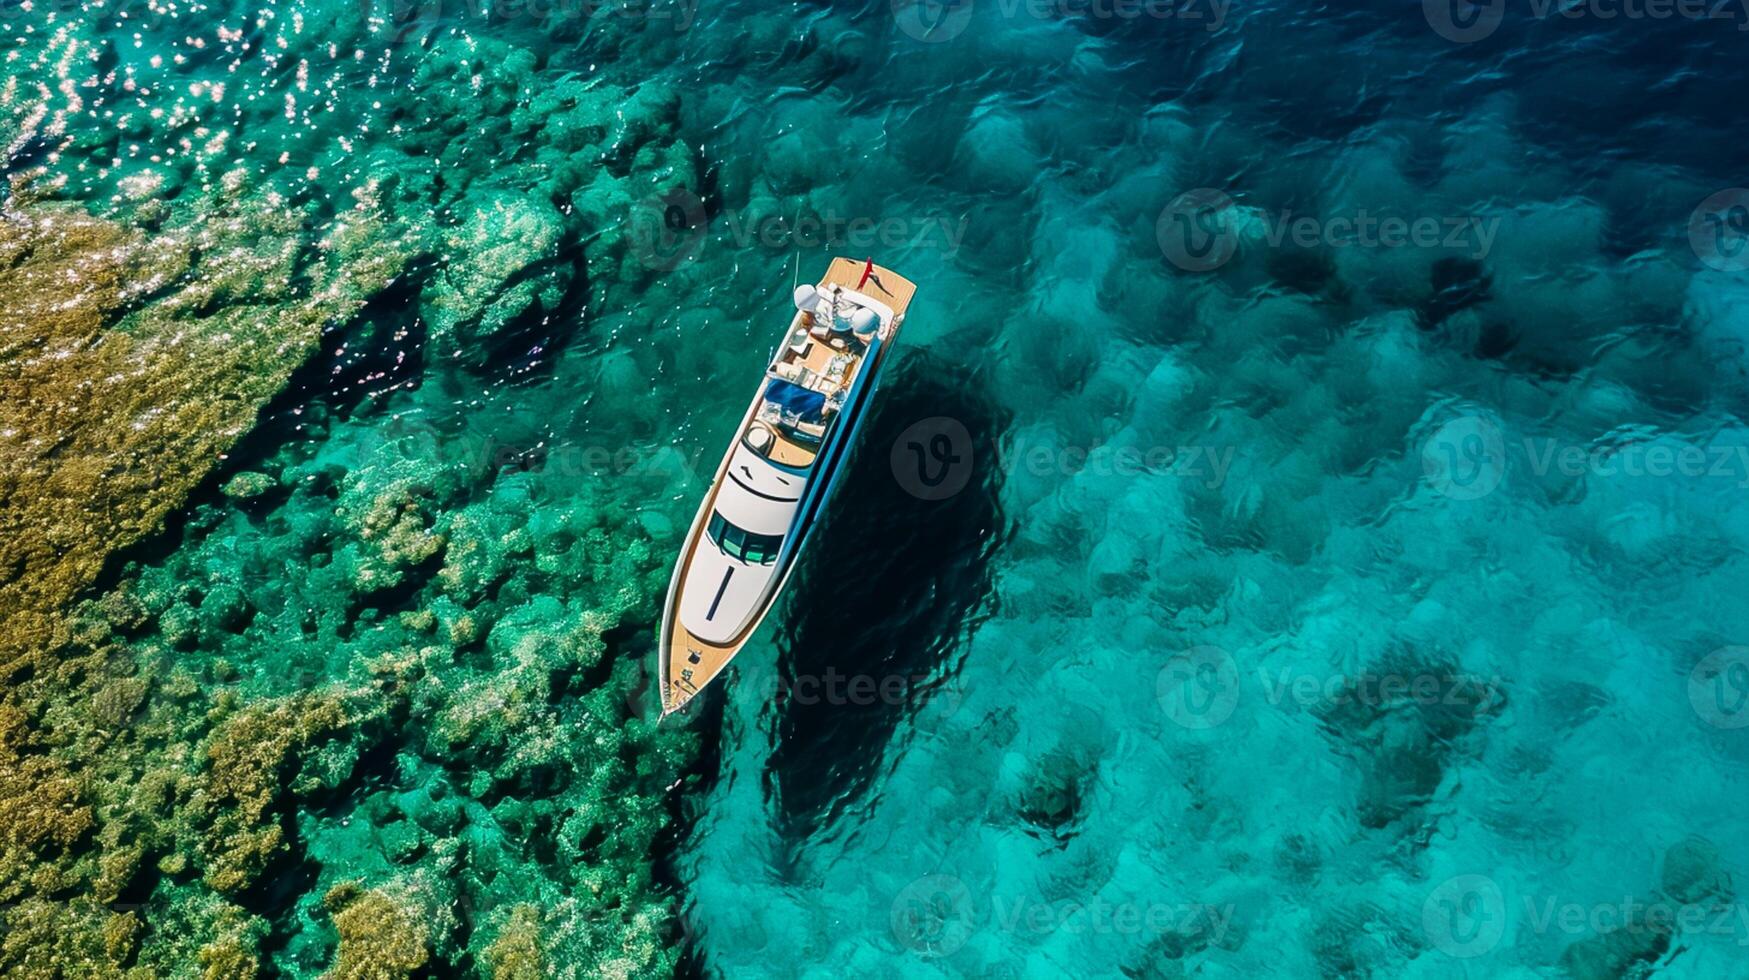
[137,890,268,980]
[957,107,1038,197]
[0,193,413,660]
[1417,257,1493,332]
[198,585,253,635]
[0,183,415,973]
[1686,271,1749,385]
[1661,836,1732,905]
[377,820,425,865]
[1557,909,1671,980]
[436,510,522,605]
[422,191,571,359]
[221,472,277,502]
[323,881,433,979]
[0,203,180,650]
[1314,651,1504,831]
[1273,833,1323,886]
[0,10,709,977]
[0,895,143,977]
[335,474,448,596]
[1013,747,1090,846]
[192,692,371,894]
[476,896,679,980]
[482,905,548,979]
[0,705,95,899]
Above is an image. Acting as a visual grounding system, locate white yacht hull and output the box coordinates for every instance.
[657,258,917,717]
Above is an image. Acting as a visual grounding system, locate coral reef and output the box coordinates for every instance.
[0,190,415,658]
[0,366,698,977]
[0,1,703,975]
[422,191,570,357]
[323,881,435,979]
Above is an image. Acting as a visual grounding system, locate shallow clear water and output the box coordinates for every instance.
[6,0,1749,975]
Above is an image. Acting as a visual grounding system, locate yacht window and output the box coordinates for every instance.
[707,512,782,564]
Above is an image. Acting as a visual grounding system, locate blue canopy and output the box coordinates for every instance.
[767,379,827,422]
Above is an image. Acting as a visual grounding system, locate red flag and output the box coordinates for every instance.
[858,258,874,289]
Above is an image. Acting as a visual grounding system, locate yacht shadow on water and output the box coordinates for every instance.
[763,354,1012,844]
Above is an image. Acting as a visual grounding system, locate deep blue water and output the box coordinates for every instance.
[664,1,1749,976]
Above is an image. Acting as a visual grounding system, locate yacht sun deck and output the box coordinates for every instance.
[741,263,914,472]
[746,316,869,469]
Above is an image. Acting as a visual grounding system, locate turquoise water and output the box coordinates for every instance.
[5,0,1749,975]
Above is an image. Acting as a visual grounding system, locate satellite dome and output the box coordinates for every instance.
[793,284,820,311]
[850,308,880,336]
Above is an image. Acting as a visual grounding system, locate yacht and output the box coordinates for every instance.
[657,258,917,717]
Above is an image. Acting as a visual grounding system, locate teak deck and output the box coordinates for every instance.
[660,259,916,716]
